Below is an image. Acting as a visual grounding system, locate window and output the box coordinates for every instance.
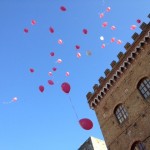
[138,78,150,99]
[114,104,128,124]
[131,141,146,150]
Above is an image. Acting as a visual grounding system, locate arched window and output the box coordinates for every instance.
[131,141,146,150]
[114,104,128,124]
[138,78,150,99]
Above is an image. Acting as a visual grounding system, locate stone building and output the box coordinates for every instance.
[86,14,150,150]
[78,136,107,150]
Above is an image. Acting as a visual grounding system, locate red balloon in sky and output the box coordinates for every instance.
[82,29,88,34]
[29,68,34,73]
[31,20,36,25]
[50,52,55,56]
[49,27,54,33]
[61,82,71,94]
[52,67,57,71]
[75,45,80,50]
[24,28,29,33]
[137,19,141,24]
[48,80,54,85]
[39,85,44,92]
[79,118,93,130]
[60,6,67,11]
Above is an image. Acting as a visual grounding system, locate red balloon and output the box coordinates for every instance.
[75,45,80,50]
[48,80,54,85]
[49,27,54,33]
[39,85,44,92]
[137,19,141,24]
[24,28,29,33]
[79,118,93,130]
[61,82,71,94]
[29,68,34,73]
[50,52,55,56]
[52,67,57,71]
[60,6,66,11]
[82,29,88,34]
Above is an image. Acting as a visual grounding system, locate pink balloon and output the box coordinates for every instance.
[24,28,29,33]
[130,25,136,30]
[137,19,141,24]
[31,20,36,25]
[39,85,44,92]
[50,52,55,56]
[65,72,70,76]
[77,52,81,58]
[49,27,54,33]
[61,82,71,94]
[57,59,62,63]
[58,39,63,44]
[101,43,106,48]
[99,13,104,18]
[106,6,111,12]
[79,118,93,130]
[52,67,57,71]
[75,45,80,50]
[110,37,115,43]
[111,25,116,30]
[60,6,67,11]
[29,68,34,73]
[82,29,88,34]
[117,39,122,44]
[48,72,53,76]
[12,97,17,102]
[102,22,108,27]
[48,80,54,85]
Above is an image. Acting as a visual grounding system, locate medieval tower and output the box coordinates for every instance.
[86,14,150,150]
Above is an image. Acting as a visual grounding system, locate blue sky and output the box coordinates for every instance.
[0,0,149,150]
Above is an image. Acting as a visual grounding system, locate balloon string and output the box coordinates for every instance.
[68,95,79,121]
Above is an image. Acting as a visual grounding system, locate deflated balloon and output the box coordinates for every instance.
[61,82,71,94]
[79,118,93,130]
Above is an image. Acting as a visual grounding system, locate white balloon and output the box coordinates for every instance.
[100,36,104,41]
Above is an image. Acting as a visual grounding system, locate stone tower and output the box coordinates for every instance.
[86,14,150,150]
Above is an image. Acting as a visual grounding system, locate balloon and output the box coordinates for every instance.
[48,72,52,76]
[106,7,111,12]
[99,13,104,18]
[111,25,116,30]
[75,45,80,50]
[111,37,115,43]
[61,82,71,93]
[102,22,108,27]
[57,59,62,63]
[31,20,36,25]
[50,52,55,56]
[82,29,88,34]
[48,80,54,85]
[130,25,136,30]
[52,67,57,71]
[66,72,70,76]
[86,50,92,56]
[117,39,122,44]
[100,36,104,41]
[12,97,17,102]
[60,6,66,11]
[39,85,44,92]
[24,28,29,33]
[137,19,141,24]
[79,118,93,130]
[49,27,54,33]
[101,44,105,48]
[29,68,34,73]
[77,52,81,58]
[58,39,63,44]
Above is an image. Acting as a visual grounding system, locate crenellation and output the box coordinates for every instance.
[104,69,111,77]
[98,76,105,84]
[110,60,117,68]
[124,42,131,51]
[93,84,99,92]
[148,13,150,18]
[86,92,93,101]
[140,22,147,30]
[117,52,124,60]
[132,32,139,41]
